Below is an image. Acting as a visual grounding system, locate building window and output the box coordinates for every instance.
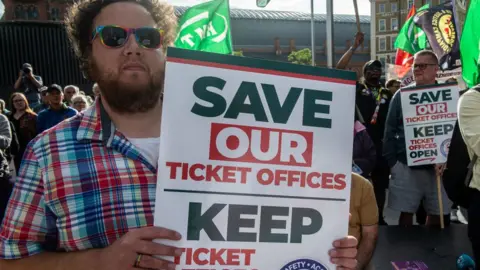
[407,0,415,9]
[49,7,61,21]
[26,5,39,20]
[379,37,387,51]
[379,3,385,13]
[14,5,27,19]
[379,57,386,70]
[391,3,398,12]
[379,19,386,32]
[391,18,398,31]
[391,35,397,50]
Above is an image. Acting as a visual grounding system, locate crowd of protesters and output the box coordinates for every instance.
[0,63,96,224]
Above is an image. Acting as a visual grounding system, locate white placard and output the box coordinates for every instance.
[401,83,460,166]
[154,47,357,270]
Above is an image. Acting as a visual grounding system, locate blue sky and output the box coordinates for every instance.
[0,0,371,18]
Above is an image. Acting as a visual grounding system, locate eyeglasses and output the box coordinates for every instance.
[13,99,24,104]
[92,25,164,49]
[413,63,437,70]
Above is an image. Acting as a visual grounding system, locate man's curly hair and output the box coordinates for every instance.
[65,0,177,80]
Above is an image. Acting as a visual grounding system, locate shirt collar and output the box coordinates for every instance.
[76,98,115,146]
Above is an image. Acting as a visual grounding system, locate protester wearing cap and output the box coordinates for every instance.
[13,63,43,108]
[36,84,77,133]
[337,33,393,225]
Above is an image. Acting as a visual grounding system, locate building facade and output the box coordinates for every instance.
[0,3,372,91]
[370,0,469,69]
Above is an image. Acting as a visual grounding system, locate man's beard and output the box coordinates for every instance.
[90,61,163,114]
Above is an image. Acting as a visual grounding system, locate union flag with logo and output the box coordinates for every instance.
[414,2,461,70]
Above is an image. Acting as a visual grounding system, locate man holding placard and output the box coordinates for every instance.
[384,50,455,227]
[0,0,359,269]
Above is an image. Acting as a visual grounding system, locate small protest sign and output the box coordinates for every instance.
[154,47,357,269]
[401,83,460,166]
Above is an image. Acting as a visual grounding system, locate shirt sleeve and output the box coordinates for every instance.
[459,90,480,157]
[382,90,401,168]
[0,114,12,150]
[0,139,54,259]
[36,76,43,87]
[359,177,379,226]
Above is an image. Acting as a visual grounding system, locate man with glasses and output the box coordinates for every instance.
[0,0,359,269]
[383,50,452,227]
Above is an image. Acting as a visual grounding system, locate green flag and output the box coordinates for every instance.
[461,0,480,88]
[174,0,233,54]
[394,4,429,55]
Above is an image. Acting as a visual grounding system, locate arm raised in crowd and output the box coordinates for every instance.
[459,88,480,156]
[14,71,23,90]
[335,32,364,70]
[383,91,401,168]
[0,114,12,150]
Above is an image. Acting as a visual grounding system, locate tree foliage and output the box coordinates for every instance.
[233,50,244,57]
[288,48,313,66]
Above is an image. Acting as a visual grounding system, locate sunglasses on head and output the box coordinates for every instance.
[92,25,164,49]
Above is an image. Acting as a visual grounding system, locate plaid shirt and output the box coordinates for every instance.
[0,100,157,259]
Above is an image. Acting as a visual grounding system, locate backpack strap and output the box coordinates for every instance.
[465,155,478,186]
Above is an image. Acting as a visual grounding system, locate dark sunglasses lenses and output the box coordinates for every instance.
[100,26,161,48]
[135,28,162,49]
[101,26,128,47]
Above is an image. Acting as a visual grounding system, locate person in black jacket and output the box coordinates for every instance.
[337,36,392,224]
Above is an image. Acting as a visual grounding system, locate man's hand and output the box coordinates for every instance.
[352,32,364,50]
[98,226,182,270]
[329,236,358,270]
[18,70,23,78]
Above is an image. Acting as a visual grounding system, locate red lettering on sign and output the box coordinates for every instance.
[174,248,256,266]
[416,102,448,116]
[209,123,313,167]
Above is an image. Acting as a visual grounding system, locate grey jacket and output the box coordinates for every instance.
[0,114,12,150]
[382,90,407,168]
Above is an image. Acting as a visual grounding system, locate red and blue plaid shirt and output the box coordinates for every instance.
[0,100,157,259]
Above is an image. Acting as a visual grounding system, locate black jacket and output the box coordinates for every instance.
[382,90,406,167]
[356,81,392,158]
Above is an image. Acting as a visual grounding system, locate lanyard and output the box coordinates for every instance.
[362,83,385,125]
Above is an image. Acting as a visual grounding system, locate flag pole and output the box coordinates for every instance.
[353,0,361,33]
[326,0,334,68]
[311,0,315,66]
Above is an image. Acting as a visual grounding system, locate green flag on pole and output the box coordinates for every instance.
[174,0,233,54]
[394,4,429,55]
[460,0,480,88]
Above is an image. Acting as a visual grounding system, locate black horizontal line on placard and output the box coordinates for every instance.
[163,189,346,202]
[405,119,455,127]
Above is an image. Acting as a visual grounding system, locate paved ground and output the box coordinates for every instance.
[382,191,468,225]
